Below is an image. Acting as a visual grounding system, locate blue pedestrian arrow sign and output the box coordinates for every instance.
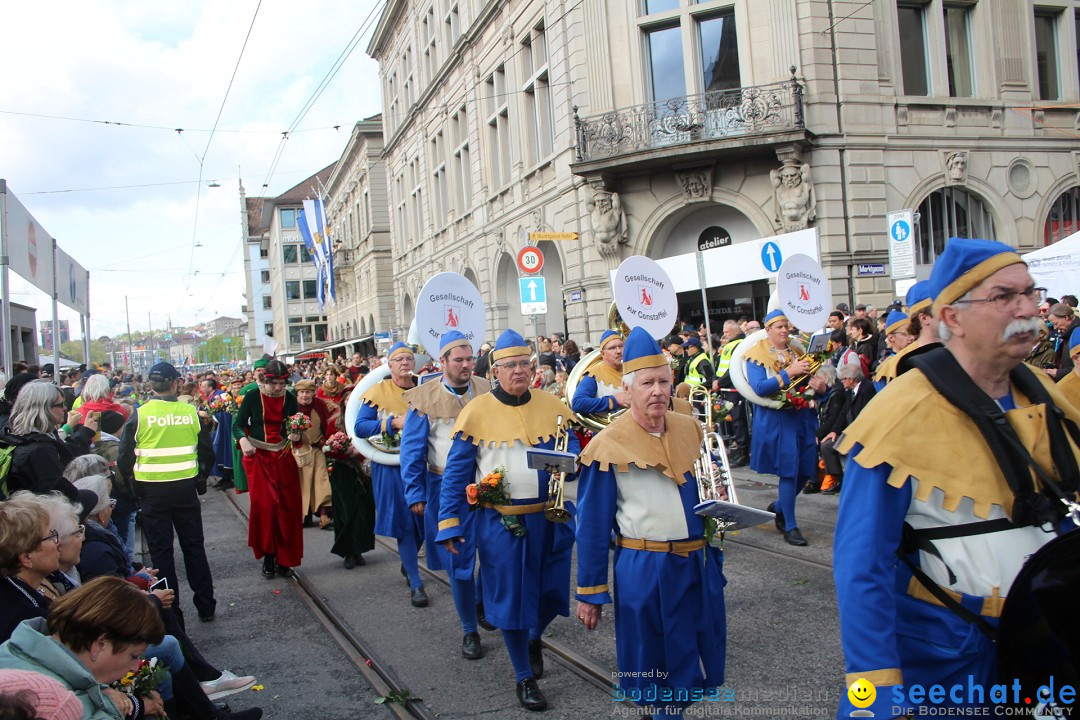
[761,241,782,272]
[519,276,547,315]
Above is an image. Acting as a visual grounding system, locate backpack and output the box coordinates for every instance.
[0,444,17,499]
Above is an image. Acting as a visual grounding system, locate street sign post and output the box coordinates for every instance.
[886,210,916,279]
[519,276,547,315]
[517,246,544,274]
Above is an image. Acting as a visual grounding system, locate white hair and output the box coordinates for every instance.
[80,374,112,403]
[39,492,80,538]
[9,381,63,435]
[839,363,865,381]
[937,290,972,343]
[816,363,838,387]
[63,454,110,482]
[621,371,636,391]
[73,475,112,517]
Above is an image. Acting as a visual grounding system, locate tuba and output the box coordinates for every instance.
[344,363,402,466]
[544,415,572,523]
[563,302,628,431]
[728,330,811,409]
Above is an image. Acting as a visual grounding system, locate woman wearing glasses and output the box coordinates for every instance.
[0,492,60,643]
[0,381,97,502]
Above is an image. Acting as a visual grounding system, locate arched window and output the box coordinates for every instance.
[1044,186,1080,246]
[915,187,997,265]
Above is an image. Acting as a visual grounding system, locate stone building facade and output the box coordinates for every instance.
[363,0,1080,344]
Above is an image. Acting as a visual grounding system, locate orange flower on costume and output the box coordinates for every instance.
[482,473,500,488]
[466,484,480,505]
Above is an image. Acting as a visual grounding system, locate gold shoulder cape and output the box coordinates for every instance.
[404,376,491,421]
[670,396,694,416]
[837,363,1080,519]
[874,341,920,383]
[451,390,570,448]
[743,338,798,371]
[584,358,623,389]
[1059,371,1080,411]
[579,410,702,484]
[361,378,410,416]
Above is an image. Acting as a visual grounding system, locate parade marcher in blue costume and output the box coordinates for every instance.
[354,342,426,607]
[1058,332,1080,408]
[872,310,916,391]
[436,329,580,711]
[400,330,491,659]
[745,310,822,546]
[576,327,726,720]
[570,329,628,417]
[834,238,1080,718]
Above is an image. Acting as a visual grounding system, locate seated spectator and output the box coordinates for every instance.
[0,493,58,643]
[816,363,875,497]
[75,433,137,559]
[0,668,82,720]
[75,375,130,425]
[1,382,96,503]
[806,364,848,495]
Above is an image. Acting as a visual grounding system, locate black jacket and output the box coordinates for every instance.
[1055,318,1080,382]
[77,521,131,582]
[0,576,49,644]
[816,384,851,440]
[1,426,94,502]
[846,381,877,426]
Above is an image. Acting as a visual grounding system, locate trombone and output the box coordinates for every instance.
[544,415,572,523]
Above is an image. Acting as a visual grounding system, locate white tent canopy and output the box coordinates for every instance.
[1023,231,1080,300]
[38,354,80,368]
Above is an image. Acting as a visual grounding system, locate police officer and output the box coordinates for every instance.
[682,336,716,389]
[118,362,217,625]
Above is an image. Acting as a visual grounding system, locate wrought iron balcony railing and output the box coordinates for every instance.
[574,69,804,163]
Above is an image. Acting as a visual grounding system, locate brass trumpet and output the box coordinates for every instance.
[544,415,572,523]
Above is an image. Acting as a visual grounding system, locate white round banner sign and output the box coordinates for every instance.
[612,256,678,339]
[775,254,830,332]
[414,272,487,352]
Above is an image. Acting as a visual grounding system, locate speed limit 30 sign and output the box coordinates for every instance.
[517,245,544,274]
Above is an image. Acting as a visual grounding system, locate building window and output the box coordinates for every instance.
[395,172,408,251]
[403,47,414,109]
[1034,10,1061,101]
[302,279,317,299]
[410,157,425,240]
[943,4,973,97]
[698,10,740,92]
[260,270,270,283]
[300,244,313,264]
[451,106,471,213]
[1044,186,1080,245]
[280,208,296,228]
[485,66,512,189]
[283,245,298,264]
[916,187,997,265]
[431,130,449,225]
[262,296,272,310]
[315,324,328,342]
[423,5,438,85]
[444,1,461,48]
[264,323,273,336]
[387,71,399,133]
[898,4,930,96]
[363,189,372,230]
[285,281,301,300]
[289,326,313,345]
[521,23,554,163]
[646,25,685,102]
[643,0,678,14]
[259,247,268,259]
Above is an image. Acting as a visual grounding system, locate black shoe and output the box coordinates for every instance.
[211,701,230,714]
[516,678,547,711]
[214,479,235,491]
[410,586,429,608]
[802,483,821,495]
[275,565,295,578]
[821,482,842,496]
[261,557,275,579]
[477,602,495,631]
[343,555,356,570]
[784,528,808,546]
[729,454,748,468]
[462,631,483,660]
[302,515,314,528]
[199,613,215,623]
[355,554,366,566]
[528,639,544,679]
[767,502,785,533]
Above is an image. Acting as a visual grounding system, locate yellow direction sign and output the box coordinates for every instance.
[529,231,579,241]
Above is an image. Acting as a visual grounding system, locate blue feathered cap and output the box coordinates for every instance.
[929,238,1023,316]
[1070,329,1080,358]
[764,309,787,328]
[388,341,413,361]
[492,329,530,362]
[599,329,621,350]
[885,310,910,335]
[621,326,667,374]
[905,280,933,318]
[439,330,472,355]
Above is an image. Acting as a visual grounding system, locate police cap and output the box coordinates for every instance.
[148,362,182,381]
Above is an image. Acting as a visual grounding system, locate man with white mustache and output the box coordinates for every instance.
[832,238,1080,718]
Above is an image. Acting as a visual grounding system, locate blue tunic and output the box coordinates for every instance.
[746,360,818,478]
[211,410,233,474]
[576,461,726,705]
[354,400,421,541]
[570,374,619,416]
[436,429,580,631]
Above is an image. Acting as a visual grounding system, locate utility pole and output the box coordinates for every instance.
[124,296,133,369]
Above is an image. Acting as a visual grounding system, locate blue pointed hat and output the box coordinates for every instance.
[492,329,530,362]
[905,280,933,318]
[885,310,909,336]
[929,238,1023,316]
[388,341,413,361]
[621,326,667,374]
[439,330,472,355]
[764,309,787,328]
[598,329,621,350]
[1070,329,1080,358]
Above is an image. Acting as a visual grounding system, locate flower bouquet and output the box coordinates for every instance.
[208,393,238,414]
[113,657,168,716]
[286,413,312,434]
[467,466,524,537]
[322,431,351,456]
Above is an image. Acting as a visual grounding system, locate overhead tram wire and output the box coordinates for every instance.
[0,108,345,135]
[179,0,263,317]
[259,0,386,193]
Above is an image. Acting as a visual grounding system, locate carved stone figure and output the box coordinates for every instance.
[676,168,713,203]
[770,161,816,232]
[588,190,627,256]
[945,151,968,185]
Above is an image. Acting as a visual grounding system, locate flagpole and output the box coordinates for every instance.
[0,180,12,377]
[83,270,91,368]
[51,237,60,379]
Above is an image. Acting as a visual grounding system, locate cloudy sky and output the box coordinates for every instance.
[0,1,383,339]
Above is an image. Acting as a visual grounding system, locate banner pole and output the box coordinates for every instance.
[83,270,91,365]
[0,180,12,377]
[52,238,60,381]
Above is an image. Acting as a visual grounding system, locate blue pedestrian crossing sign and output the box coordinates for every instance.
[761,241,783,272]
[519,276,547,315]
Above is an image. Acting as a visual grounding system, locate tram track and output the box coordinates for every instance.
[220,492,438,720]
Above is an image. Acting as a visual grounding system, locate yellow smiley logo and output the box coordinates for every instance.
[848,677,876,709]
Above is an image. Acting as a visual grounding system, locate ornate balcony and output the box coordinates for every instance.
[573,70,806,175]
[332,245,354,271]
